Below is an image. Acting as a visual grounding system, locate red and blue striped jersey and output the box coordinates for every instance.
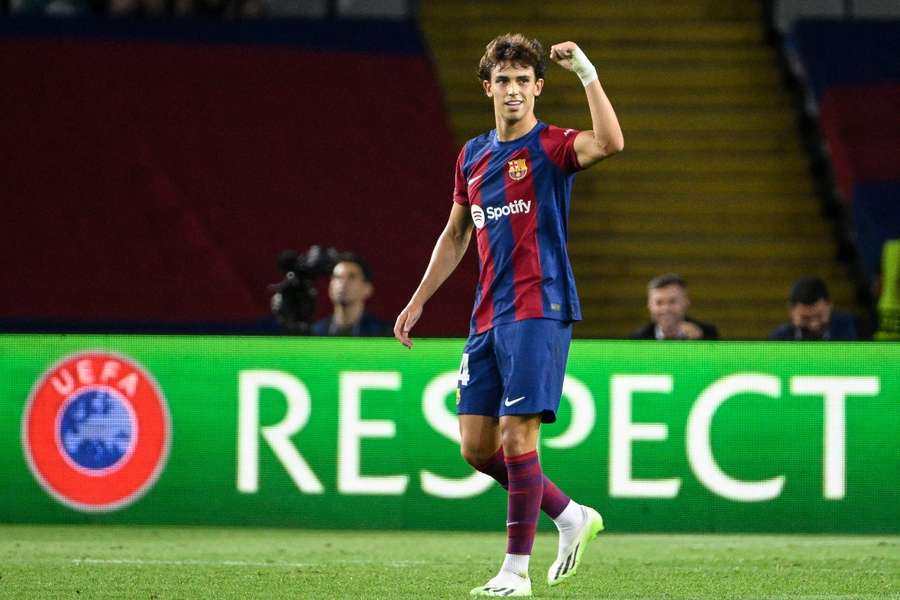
[453,121,585,335]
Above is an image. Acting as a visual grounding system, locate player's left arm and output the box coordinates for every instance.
[550,41,624,170]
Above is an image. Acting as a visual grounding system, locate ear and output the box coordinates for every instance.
[482,79,492,97]
[534,78,544,96]
[362,282,374,301]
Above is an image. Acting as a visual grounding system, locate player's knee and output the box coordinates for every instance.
[460,445,493,469]
[500,423,538,457]
[500,433,526,456]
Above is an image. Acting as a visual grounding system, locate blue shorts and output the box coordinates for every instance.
[456,318,573,424]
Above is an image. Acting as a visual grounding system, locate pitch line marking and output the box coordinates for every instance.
[70,558,427,569]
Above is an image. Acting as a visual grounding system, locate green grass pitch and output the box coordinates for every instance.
[1,525,898,599]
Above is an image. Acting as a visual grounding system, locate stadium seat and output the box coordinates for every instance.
[852,182,900,279]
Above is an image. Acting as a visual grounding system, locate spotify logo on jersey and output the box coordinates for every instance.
[471,200,532,230]
[470,205,486,229]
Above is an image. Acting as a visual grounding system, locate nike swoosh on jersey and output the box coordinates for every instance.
[467,174,483,185]
[504,396,526,407]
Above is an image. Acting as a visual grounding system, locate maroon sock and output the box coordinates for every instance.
[504,450,543,555]
[475,447,571,519]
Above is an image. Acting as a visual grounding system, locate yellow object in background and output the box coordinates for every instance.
[876,239,900,340]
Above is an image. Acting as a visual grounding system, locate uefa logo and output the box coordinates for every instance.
[22,351,171,512]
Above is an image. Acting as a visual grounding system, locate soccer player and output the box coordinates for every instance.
[394,33,623,597]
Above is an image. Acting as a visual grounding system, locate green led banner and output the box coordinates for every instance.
[1,334,898,532]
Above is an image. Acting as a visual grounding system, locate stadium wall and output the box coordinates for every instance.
[2,335,898,533]
[0,17,472,336]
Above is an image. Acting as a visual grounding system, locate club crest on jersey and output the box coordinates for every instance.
[22,351,171,512]
[507,158,528,181]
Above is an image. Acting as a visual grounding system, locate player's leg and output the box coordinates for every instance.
[457,328,532,597]
[469,414,540,597]
[471,319,552,597]
[456,324,573,519]
[459,414,501,469]
[465,442,597,586]
[463,320,601,595]
[494,318,604,587]
[461,409,589,594]
[499,413,542,577]
[463,443,571,519]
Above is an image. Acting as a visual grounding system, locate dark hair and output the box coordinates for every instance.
[790,277,829,305]
[335,252,373,283]
[478,33,546,81]
[648,273,687,291]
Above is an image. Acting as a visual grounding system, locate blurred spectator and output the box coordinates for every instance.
[10,0,263,17]
[108,0,165,17]
[769,277,857,340]
[5,0,410,19]
[631,273,719,340]
[11,0,97,15]
[311,253,391,337]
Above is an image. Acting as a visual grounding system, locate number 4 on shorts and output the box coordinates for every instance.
[458,353,470,386]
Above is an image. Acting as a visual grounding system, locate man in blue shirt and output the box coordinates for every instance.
[769,277,858,340]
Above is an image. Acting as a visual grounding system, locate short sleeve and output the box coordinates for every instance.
[452,146,469,206]
[540,125,584,174]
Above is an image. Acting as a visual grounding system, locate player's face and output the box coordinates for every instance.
[329,261,372,307]
[790,300,832,337]
[648,285,690,326]
[483,62,543,123]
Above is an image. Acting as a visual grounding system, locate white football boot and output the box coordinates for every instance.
[469,571,532,597]
[546,505,604,586]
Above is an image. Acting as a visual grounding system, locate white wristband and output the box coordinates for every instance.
[571,47,598,87]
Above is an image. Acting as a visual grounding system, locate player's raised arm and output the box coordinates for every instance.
[394,202,474,348]
[549,41,624,170]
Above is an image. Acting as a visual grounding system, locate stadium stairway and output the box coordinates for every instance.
[420,0,857,339]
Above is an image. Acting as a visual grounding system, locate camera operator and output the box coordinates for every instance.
[311,253,391,337]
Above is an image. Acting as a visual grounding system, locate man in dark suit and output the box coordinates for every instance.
[631,273,719,340]
[769,277,857,340]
